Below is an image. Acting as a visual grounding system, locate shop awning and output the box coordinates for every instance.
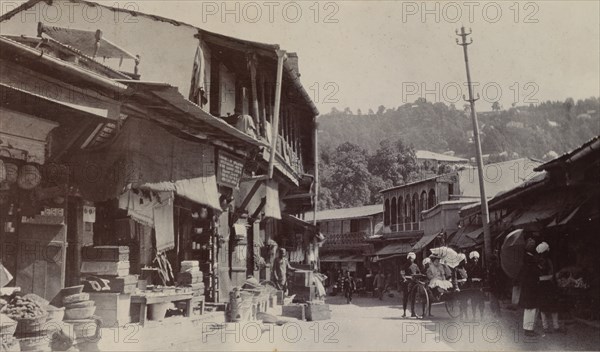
[320,253,363,262]
[373,242,413,257]
[117,80,269,150]
[238,180,281,220]
[412,233,440,252]
[140,176,222,211]
[449,225,483,249]
[282,213,318,231]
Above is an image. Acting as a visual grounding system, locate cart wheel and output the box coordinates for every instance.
[445,299,461,318]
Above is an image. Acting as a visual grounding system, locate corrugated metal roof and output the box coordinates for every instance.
[305,204,382,222]
[374,242,413,256]
[416,150,469,163]
[534,136,600,171]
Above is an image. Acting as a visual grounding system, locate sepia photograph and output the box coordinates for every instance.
[0,0,598,351]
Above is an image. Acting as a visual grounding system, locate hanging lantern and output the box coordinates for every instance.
[17,164,42,190]
[0,160,5,183]
[4,163,18,184]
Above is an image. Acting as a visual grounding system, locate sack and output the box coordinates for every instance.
[511,285,521,305]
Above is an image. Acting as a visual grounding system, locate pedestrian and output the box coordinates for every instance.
[536,242,566,335]
[453,253,469,320]
[272,248,296,295]
[421,257,434,316]
[519,236,541,337]
[488,250,503,319]
[373,271,386,300]
[466,251,485,320]
[401,252,421,318]
[343,271,356,304]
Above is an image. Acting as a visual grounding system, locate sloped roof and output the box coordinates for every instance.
[416,150,469,163]
[457,158,543,199]
[535,136,600,172]
[305,204,382,222]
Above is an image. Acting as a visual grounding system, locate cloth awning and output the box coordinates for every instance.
[140,176,222,211]
[320,253,363,262]
[412,232,440,252]
[373,242,413,257]
[65,117,219,204]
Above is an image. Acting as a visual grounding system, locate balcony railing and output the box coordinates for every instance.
[322,231,369,245]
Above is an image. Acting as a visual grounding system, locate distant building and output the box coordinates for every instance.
[415,150,470,167]
[506,121,525,129]
[305,205,382,277]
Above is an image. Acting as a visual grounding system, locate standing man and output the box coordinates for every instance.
[343,271,357,304]
[401,252,421,318]
[466,251,485,320]
[272,248,296,295]
[373,270,386,300]
[520,236,541,337]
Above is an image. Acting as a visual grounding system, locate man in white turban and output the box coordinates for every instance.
[401,252,422,317]
[466,250,485,320]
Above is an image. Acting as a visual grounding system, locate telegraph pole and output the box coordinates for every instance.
[456,27,492,262]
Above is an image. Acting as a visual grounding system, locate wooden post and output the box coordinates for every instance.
[268,50,286,179]
[248,53,261,134]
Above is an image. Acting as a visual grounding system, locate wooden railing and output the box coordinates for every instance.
[389,222,421,232]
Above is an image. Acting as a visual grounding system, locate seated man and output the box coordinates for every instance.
[427,255,453,300]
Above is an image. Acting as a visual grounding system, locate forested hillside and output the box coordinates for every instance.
[317,97,600,210]
[318,97,600,160]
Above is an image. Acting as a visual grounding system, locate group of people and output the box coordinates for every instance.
[520,238,567,337]
[400,250,487,319]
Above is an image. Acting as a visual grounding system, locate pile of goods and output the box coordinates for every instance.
[63,293,96,321]
[177,261,204,296]
[1,294,51,351]
[80,246,134,327]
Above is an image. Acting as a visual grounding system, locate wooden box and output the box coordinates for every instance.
[305,302,331,321]
[80,261,130,277]
[82,275,138,294]
[176,271,203,285]
[290,270,314,287]
[282,304,306,321]
[88,292,131,327]
[82,246,129,262]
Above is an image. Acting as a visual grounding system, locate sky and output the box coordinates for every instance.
[2,0,599,113]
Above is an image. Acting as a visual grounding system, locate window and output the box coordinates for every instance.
[350,219,360,233]
[391,197,397,225]
[384,198,390,226]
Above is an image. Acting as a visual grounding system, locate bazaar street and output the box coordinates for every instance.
[155,294,599,351]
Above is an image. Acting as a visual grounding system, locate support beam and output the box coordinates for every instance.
[268,50,286,179]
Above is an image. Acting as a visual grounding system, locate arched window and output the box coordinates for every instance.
[398,196,404,224]
[391,197,397,225]
[428,189,436,209]
[412,193,418,222]
[404,197,411,223]
[384,198,390,226]
[420,190,427,211]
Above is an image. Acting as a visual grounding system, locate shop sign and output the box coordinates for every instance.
[216,150,244,188]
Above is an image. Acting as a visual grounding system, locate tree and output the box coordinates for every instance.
[377,105,386,115]
[343,107,353,115]
[323,142,372,208]
[368,108,375,115]
[492,101,501,112]
[356,108,362,116]
[368,139,420,186]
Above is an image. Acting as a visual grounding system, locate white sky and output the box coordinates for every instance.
[3,1,599,113]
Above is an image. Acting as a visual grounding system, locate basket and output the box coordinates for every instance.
[61,285,84,297]
[64,306,96,321]
[45,306,65,322]
[65,300,94,309]
[0,320,18,338]
[63,293,89,305]
[14,313,48,335]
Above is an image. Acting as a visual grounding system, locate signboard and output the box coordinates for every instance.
[216,150,244,188]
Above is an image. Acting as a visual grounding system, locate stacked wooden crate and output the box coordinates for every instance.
[177,261,205,316]
[80,246,134,326]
